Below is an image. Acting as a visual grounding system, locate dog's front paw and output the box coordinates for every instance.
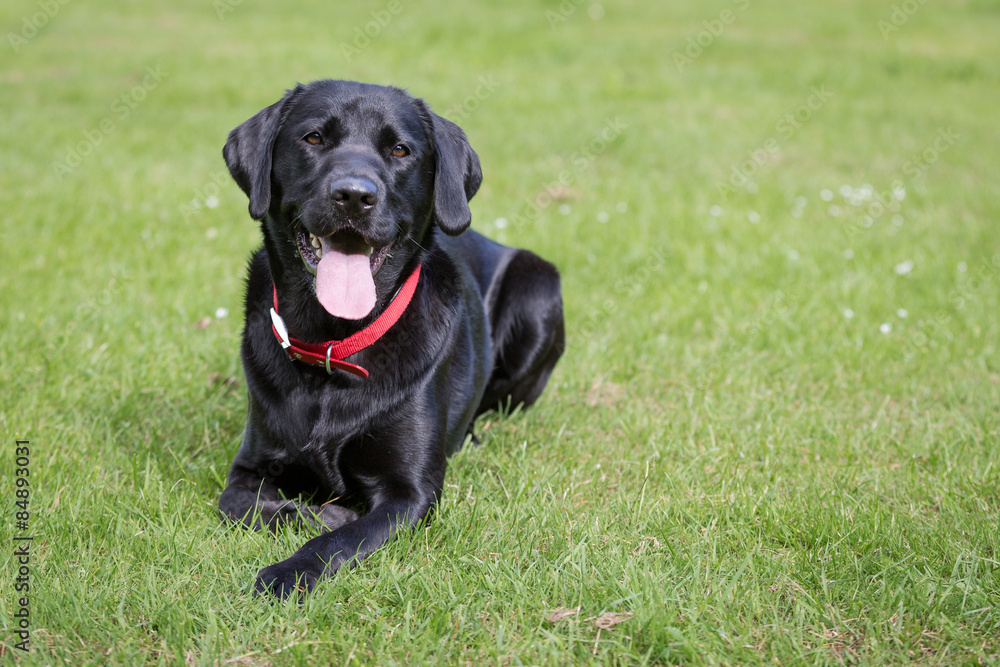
[254,558,320,600]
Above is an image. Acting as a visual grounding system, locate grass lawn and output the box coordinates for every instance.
[2,0,999,664]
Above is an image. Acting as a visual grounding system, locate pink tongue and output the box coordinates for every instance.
[315,244,376,320]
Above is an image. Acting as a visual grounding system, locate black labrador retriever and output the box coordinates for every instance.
[217,80,564,598]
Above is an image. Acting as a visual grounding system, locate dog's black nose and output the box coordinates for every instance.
[330,177,378,213]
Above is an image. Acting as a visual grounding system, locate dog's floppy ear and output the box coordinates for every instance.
[425,110,483,235]
[223,86,302,220]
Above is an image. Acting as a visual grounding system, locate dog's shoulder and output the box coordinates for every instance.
[435,229,519,301]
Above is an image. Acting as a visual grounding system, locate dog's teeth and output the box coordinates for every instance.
[367,246,373,257]
[315,246,323,259]
[310,234,321,249]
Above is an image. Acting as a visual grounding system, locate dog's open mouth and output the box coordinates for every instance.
[295,228,391,320]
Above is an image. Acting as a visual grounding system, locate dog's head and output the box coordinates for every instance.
[223,80,481,320]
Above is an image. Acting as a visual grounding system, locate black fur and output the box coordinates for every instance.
[216,80,564,599]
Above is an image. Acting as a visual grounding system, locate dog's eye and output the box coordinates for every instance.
[303,132,322,145]
[391,144,410,158]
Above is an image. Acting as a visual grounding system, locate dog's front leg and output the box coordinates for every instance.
[254,494,433,599]
[219,464,360,533]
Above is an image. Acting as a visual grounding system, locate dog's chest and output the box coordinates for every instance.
[276,383,407,467]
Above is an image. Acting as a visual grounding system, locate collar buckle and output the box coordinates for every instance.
[269,264,421,378]
[270,308,291,350]
[324,344,336,375]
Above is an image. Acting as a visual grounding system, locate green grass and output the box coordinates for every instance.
[2,0,999,664]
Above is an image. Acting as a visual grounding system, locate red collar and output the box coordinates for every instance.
[269,265,422,378]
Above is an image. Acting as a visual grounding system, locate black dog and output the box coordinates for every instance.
[217,80,564,598]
